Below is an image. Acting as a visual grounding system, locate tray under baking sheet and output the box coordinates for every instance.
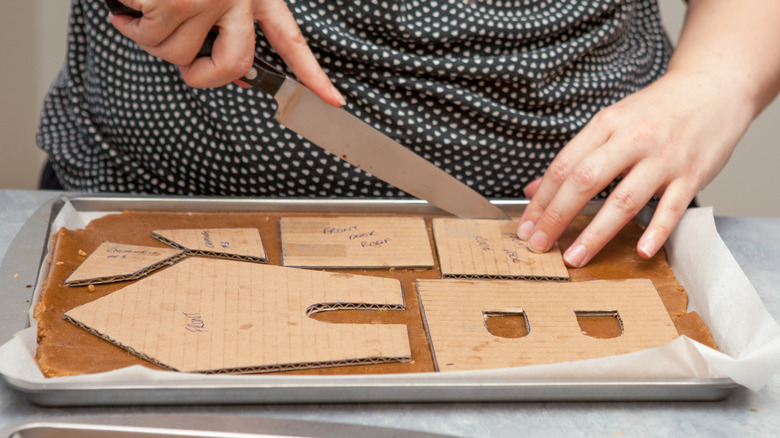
[0,194,739,405]
[0,413,457,437]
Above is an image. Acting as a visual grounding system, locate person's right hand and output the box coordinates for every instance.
[108,0,345,106]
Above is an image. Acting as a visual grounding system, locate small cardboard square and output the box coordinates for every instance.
[432,218,569,280]
[280,216,434,268]
[152,228,267,262]
[64,257,411,373]
[64,242,186,286]
[417,279,680,371]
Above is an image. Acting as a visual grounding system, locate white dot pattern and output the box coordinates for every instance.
[37,0,672,197]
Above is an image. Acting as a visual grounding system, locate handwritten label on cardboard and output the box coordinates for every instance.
[417,278,679,371]
[152,228,267,262]
[431,218,569,280]
[64,257,411,373]
[64,242,185,286]
[280,216,434,268]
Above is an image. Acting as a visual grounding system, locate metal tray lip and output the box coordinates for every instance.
[0,193,739,403]
[3,373,739,405]
[53,193,651,224]
[61,192,529,214]
[3,372,739,392]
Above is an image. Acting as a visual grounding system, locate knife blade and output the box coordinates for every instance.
[105,0,509,219]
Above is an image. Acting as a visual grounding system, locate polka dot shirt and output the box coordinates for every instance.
[37,0,672,198]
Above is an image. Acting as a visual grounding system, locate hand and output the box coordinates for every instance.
[516,69,752,267]
[108,0,344,106]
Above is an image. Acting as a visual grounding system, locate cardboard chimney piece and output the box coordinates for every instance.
[64,242,186,286]
[64,257,411,373]
[152,228,268,262]
[417,278,679,371]
[280,216,434,268]
[431,218,569,280]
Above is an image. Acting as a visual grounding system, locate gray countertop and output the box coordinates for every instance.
[1,189,778,437]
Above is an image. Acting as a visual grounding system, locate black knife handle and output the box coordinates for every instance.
[105,0,215,58]
[104,0,285,95]
[105,0,141,17]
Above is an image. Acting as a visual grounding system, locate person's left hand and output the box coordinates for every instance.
[515,69,752,267]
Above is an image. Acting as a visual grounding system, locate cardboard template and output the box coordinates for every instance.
[152,228,267,262]
[64,257,411,373]
[64,242,186,286]
[431,218,569,280]
[280,216,434,268]
[417,279,680,371]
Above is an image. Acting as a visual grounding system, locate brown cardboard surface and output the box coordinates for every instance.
[64,242,185,286]
[432,218,569,280]
[280,216,434,268]
[152,228,267,262]
[417,279,679,371]
[64,257,411,373]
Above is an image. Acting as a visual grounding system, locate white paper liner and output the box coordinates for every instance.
[2,202,779,391]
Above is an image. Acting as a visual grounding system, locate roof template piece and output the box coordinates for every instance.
[152,228,267,262]
[64,242,186,286]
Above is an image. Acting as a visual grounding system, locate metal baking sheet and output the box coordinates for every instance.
[0,194,739,405]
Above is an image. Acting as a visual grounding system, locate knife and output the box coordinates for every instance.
[105,0,509,219]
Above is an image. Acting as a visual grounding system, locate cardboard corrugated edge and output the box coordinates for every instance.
[63,314,178,372]
[442,273,569,281]
[306,303,405,315]
[151,231,268,263]
[201,354,411,375]
[64,251,188,286]
[63,313,411,374]
[416,281,441,372]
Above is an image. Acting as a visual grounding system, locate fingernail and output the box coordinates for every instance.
[638,239,657,258]
[564,244,588,268]
[517,220,535,240]
[528,230,548,253]
[332,85,346,106]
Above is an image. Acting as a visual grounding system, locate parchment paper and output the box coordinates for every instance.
[2,202,779,391]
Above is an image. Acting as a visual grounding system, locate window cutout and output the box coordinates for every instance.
[483,310,530,338]
[575,310,623,339]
